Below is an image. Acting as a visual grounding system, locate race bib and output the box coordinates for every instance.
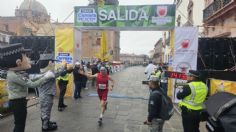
[98,84,106,90]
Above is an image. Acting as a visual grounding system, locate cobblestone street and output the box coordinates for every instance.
[0,66,207,132]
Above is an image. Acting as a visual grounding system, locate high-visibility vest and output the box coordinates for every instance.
[155,71,161,78]
[179,81,208,110]
[57,73,69,81]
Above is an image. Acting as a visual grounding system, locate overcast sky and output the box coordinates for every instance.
[0,0,174,55]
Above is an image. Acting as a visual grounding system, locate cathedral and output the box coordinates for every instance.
[0,0,50,36]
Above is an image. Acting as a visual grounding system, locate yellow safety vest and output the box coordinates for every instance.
[179,82,208,110]
[57,73,69,81]
[155,71,161,78]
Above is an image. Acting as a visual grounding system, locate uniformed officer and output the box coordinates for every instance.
[177,70,208,132]
[0,44,55,132]
[144,75,165,132]
[57,63,73,111]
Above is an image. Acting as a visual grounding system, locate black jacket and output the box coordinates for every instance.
[148,88,162,122]
[73,67,84,83]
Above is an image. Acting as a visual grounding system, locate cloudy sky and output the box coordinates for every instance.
[0,0,174,55]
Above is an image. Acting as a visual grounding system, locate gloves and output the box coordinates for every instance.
[44,71,55,79]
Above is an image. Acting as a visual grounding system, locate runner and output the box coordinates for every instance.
[87,67,115,126]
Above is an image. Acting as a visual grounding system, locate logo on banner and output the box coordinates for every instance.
[77,8,97,23]
[76,43,80,48]
[181,39,190,49]
[152,6,172,25]
[176,62,191,73]
[156,6,167,17]
[56,53,73,64]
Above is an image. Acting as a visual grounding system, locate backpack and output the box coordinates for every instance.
[152,90,174,120]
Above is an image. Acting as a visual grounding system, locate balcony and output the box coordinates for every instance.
[203,0,234,22]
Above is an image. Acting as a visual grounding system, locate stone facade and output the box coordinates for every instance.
[0,0,50,36]
[203,0,236,37]
[80,30,120,62]
[175,0,205,33]
[120,53,147,65]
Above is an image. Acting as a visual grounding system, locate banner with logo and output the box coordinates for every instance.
[55,28,74,97]
[210,79,236,95]
[172,27,199,103]
[74,29,82,62]
[74,5,176,30]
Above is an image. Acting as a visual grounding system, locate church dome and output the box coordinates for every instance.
[19,0,48,15]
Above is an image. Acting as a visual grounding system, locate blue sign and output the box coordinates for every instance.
[56,53,73,64]
[77,8,97,23]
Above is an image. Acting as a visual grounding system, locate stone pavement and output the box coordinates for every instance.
[0,66,207,132]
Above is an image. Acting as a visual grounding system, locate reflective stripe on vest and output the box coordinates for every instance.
[155,71,161,78]
[179,82,208,110]
[57,74,69,81]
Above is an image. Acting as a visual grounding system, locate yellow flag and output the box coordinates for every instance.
[98,31,109,61]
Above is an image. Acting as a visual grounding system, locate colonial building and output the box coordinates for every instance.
[80,30,120,62]
[175,0,205,34]
[120,53,148,65]
[0,0,51,36]
[203,0,236,37]
[153,38,163,64]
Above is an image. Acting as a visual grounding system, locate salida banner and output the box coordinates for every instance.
[74,5,176,30]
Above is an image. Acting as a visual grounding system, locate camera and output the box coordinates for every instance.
[142,81,149,85]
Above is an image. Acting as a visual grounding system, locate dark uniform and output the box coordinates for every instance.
[148,88,164,132]
[177,78,208,132]
[57,68,72,111]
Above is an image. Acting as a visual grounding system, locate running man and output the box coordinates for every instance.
[87,67,115,125]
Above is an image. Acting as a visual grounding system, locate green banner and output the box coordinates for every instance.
[74,5,176,30]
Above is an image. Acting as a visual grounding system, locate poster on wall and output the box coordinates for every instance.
[172,27,199,103]
[74,5,176,30]
[74,29,82,63]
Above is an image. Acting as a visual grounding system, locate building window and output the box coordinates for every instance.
[96,37,101,45]
[4,24,9,31]
[221,19,224,26]
[187,0,194,24]
[177,15,181,26]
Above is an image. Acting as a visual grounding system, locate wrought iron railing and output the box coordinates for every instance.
[203,0,232,21]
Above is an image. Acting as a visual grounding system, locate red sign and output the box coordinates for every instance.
[165,71,187,80]
[157,6,167,17]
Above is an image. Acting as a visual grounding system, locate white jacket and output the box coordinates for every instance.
[145,64,157,80]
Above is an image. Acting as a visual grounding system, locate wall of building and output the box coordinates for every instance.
[120,54,146,64]
[176,0,188,26]
[176,0,205,33]
[206,12,236,37]
[0,17,24,36]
